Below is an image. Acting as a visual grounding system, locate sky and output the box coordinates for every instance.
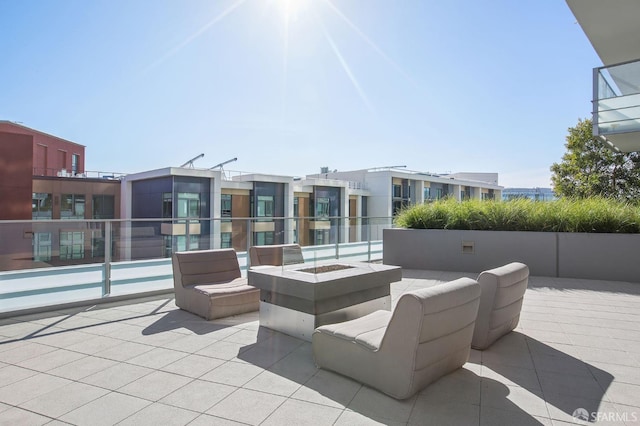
[0,0,601,188]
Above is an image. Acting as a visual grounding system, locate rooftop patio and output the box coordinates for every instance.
[0,269,639,425]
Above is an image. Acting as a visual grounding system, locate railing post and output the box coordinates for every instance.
[185,219,191,251]
[367,218,372,263]
[246,218,252,267]
[103,221,112,296]
[335,217,340,259]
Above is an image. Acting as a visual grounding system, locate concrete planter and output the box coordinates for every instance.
[383,228,640,283]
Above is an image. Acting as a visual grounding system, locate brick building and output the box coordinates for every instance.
[0,121,120,268]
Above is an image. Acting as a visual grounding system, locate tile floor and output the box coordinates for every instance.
[0,270,639,425]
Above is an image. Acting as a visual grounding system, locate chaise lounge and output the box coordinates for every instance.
[172,248,259,320]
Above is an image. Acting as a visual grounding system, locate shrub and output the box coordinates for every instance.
[394,197,640,233]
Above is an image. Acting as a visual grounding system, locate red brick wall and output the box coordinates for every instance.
[0,132,33,219]
[0,122,85,177]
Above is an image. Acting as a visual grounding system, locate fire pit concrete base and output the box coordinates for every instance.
[248,262,402,341]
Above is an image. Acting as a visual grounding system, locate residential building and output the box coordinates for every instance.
[566,0,640,152]
[307,168,503,217]
[120,169,369,259]
[502,188,556,201]
[0,122,121,268]
[1,122,502,266]
[120,167,218,259]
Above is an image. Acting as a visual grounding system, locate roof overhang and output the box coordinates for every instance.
[566,0,640,66]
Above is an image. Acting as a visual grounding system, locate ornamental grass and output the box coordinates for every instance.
[395,197,640,233]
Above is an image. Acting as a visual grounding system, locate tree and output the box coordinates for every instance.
[550,118,640,201]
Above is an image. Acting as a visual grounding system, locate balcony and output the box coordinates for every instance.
[594,58,640,152]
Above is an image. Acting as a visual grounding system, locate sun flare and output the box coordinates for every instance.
[273,0,312,23]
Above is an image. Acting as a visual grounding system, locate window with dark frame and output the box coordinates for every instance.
[221,194,232,220]
[61,194,85,219]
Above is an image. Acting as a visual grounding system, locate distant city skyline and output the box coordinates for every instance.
[0,1,600,187]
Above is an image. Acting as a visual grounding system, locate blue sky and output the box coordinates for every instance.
[0,0,600,187]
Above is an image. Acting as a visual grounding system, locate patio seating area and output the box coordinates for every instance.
[1,269,639,425]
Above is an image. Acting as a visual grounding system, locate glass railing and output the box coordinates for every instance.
[0,216,395,315]
[595,59,640,136]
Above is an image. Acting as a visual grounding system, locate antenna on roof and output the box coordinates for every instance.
[180,153,204,168]
[210,157,237,169]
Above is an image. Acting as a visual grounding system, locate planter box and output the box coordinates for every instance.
[383,228,640,283]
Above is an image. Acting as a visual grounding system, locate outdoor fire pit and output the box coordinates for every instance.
[248,261,402,341]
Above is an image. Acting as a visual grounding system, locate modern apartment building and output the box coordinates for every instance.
[502,188,555,202]
[120,169,369,258]
[117,166,504,261]
[308,168,502,217]
[566,0,640,152]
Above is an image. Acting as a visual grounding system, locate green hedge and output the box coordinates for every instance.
[394,197,640,233]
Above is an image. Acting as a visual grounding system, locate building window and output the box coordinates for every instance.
[164,235,173,257]
[461,188,471,201]
[91,230,114,258]
[314,229,330,245]
[293,197,299,217]
[255,231,274,246]
[177,192,200,218]
[162,193,173,218]
[60,231,84,260]
[435,188,444,199]
[315,197,330,219]
[392,184,402,198]
[221,232,232,248]
[423,187,431,200]
[33,232,52,261]
[221,194,232,220]
[392,200,404,215]
[61,194,85,219]
[32,193,52,219]
[177,193,200,251]
[92,195,115,219]
[257,195,274,218]
[71,154,80,175]
[482,192,494,201]
[175,235,199,252]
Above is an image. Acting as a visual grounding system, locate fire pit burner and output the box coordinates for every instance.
[296,264,355,274]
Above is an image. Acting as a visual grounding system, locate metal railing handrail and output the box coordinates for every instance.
[0,215,396,224]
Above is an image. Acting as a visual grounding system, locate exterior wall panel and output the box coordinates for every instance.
[0,122,85,177]
[0,132,33,219]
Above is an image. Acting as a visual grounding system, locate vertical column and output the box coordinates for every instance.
[355,195,362,242]
[103,221,112,296]
[284,183,295,244]
[414,180,425,205]
[453,185,462,201]
[341,187,349,243]
[119,179,132,261]
[211,175,221,249]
